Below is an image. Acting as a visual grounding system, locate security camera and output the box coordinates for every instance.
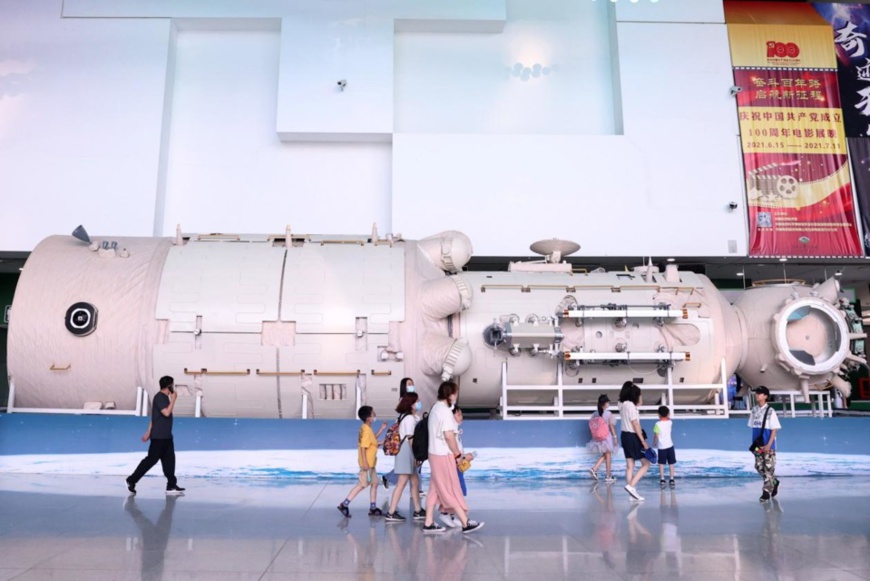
[728,201,739,210]
[337,79,347,91]
[730,86,742,96]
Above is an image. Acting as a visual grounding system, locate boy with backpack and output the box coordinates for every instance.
[337,406,387,517]
[588,394,618,483]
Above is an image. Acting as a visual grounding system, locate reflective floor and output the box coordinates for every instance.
[0,474,868,580]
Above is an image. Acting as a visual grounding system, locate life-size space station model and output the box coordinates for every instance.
[7,227,865,419]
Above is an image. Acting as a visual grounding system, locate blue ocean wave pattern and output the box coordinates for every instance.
[1,448,868,479]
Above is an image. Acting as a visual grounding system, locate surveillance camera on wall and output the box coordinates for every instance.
[730,86,743,96]
[728,201,739,210]
[337,79,347,91]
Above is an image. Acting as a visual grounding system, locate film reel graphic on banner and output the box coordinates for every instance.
[747,161,799,204]
[65,302,98,337]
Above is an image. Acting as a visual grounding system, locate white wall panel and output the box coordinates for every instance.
[615,0,724,24]
[276,18,394,140]
[613,21,744,219]
[392,133,746,257]
[63,0,506,22]
[3,0,748,259]
[393,12,745,258]
[0,0,170,251]
[160,29,392,235]
[617,22,738,138]
[394,1,614,134]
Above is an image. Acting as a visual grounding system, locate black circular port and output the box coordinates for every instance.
[65,302,98,336]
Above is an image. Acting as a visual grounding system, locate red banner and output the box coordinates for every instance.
[735,68,861,256]
[726,4,863,257]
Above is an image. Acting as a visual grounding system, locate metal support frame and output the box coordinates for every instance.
[8,382,147,416]
[500,358,731,420]
[563,307,687,320]
[565,351,688,363]
[738,389,833,418]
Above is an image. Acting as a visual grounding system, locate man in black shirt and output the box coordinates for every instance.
[126,376,186,495]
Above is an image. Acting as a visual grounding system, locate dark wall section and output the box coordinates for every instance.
[0,273,17,407]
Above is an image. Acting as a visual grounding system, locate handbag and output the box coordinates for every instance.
[749,406,771,454]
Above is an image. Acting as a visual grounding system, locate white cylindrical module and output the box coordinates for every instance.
[456,269,742,408]
[8,235,173,410]
[8,232,461,418]
[8,230,862,417]
[733,281,852,400]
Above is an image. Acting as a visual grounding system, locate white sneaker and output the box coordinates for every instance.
[624,485,645,501]
[439,513,460,528]
[589,468,599,480]
[604,476,618,484]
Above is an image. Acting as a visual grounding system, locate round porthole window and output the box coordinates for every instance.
[65,302,98,336]
[773,298,849,375]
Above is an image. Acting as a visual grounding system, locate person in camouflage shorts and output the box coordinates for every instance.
[748,386,782,502]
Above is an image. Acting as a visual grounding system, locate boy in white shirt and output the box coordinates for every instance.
[653,405,677,489]
[748,386,782,502]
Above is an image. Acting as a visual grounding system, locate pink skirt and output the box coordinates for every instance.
[427,453,469,514]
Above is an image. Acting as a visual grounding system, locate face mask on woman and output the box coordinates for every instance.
[406,384,415,393]
[414,401,422,411]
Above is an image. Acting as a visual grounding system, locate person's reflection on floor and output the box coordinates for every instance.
[625,502,659,580]
[590,482,619,571]
[423,530,469,580]
[344,523,378,581]
[385,515,423,576]
[124,495,178,581]
[761,498,785,576]
[659,488,681,576]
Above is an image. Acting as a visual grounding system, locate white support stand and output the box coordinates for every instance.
[194,392,203,418]
[8,382,146,416]
[135,386,143,416]
[302,392,309,419]
[767,390,833,418]
[501,357,730,420]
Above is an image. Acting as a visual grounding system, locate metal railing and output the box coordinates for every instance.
[7,381,149,416]
[499,358,730,420]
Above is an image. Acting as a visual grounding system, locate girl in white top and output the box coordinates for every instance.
[385,393,424,522]
[618,381,651,501]
[422,381,484,534]
[439,405,477,528]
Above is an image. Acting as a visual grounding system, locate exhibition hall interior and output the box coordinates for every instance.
[2,0,870,579]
